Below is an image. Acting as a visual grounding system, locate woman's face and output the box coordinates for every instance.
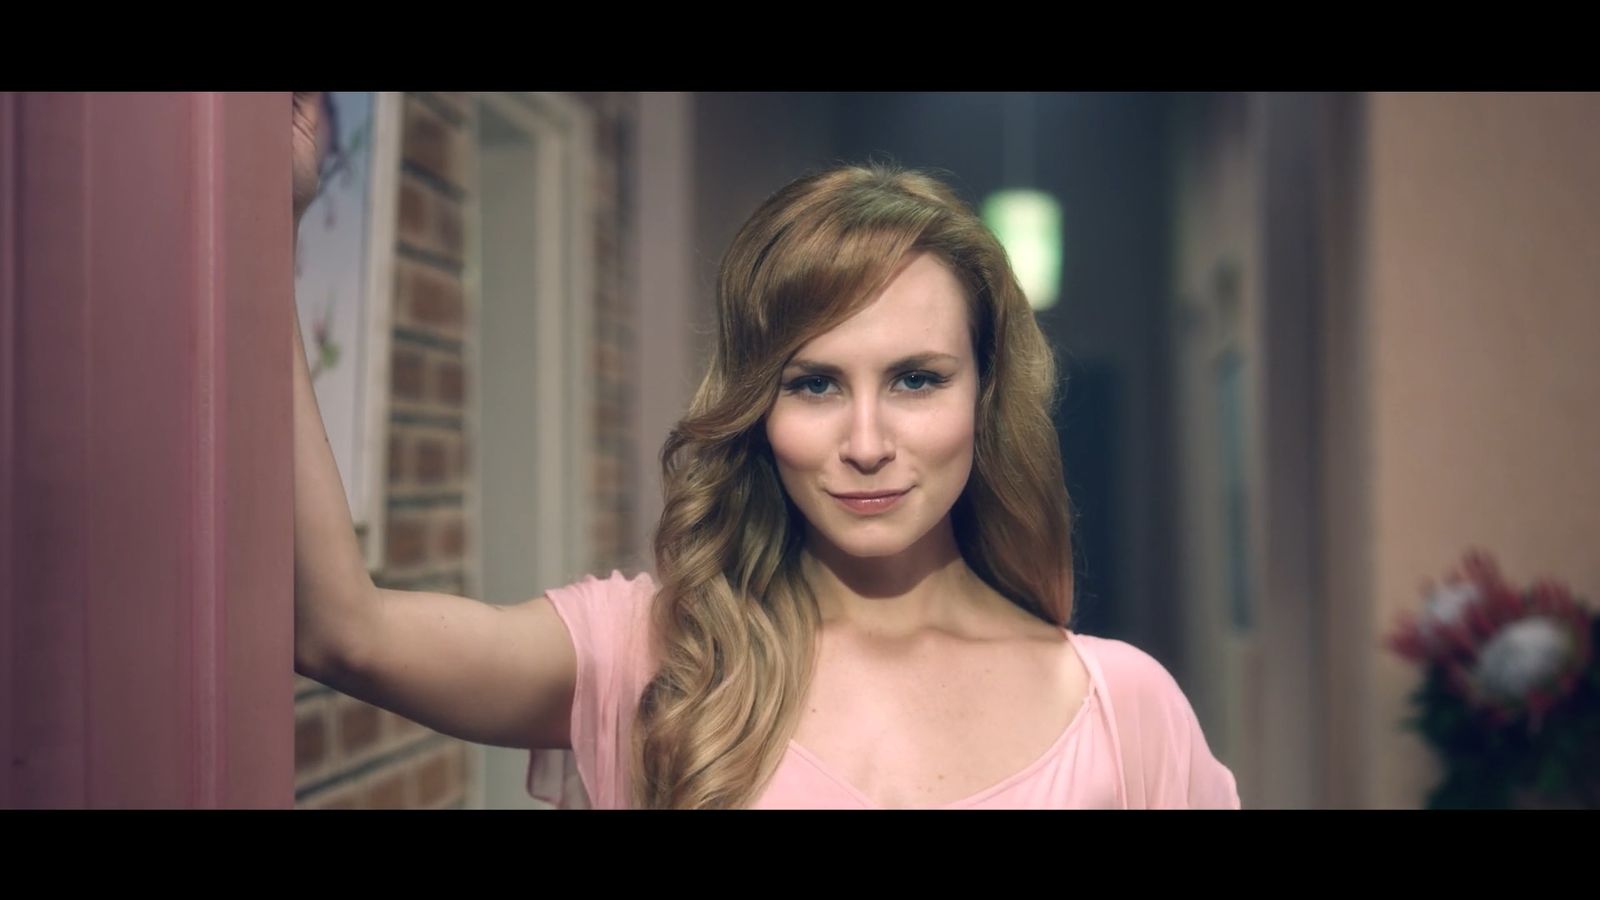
[765,252,979,561]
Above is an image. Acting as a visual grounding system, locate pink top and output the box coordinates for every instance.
[527,570,1241,809]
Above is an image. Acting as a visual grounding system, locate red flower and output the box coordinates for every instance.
[1386,549,1594,732]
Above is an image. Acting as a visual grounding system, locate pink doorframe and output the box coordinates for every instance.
[3,92,294,807]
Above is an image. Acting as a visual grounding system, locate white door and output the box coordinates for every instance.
[465,91,596,809]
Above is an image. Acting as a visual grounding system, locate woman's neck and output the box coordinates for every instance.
[801,518,997,638]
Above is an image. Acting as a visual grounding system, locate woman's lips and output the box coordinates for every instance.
[829,489,909,515]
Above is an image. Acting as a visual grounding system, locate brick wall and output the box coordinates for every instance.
[294,91,640,810]
[295,91,476,810]
[571,91,639,576]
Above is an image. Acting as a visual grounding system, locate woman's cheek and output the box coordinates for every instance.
[766,404,827,473]
[906,392,977,465]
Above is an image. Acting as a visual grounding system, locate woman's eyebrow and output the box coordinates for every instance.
[783,352,961,377]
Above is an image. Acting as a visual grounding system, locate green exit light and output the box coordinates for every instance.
[981,189,1062,311]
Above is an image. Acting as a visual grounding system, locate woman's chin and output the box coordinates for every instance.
[811,520,926,560]
[830,538,911,560]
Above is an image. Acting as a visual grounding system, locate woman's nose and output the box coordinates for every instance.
[840,397,895,473]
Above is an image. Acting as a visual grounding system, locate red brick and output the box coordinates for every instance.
[295,707,327,772]
[427,93,472,122]
[338,699,382,758]
[593,519,619,558]
[385,515,426,567]
[397,173,464,264]
[436,200,465,263]
[406,263,464,331]
[595,456,623,490]
[391,348,425,401]
[596,342,616,380]
[414,749,458,807]
[366,771,409,809]
[436,360,464,405]
[438,518,464,557]
[398,178,430,249]
[416,438,447,484]
[403,96,467,190]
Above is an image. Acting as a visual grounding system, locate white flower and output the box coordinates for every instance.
[1419,581,1482,646]
[1472,616,1576,702]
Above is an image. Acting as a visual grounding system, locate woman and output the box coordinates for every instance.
[291,92,1240,810]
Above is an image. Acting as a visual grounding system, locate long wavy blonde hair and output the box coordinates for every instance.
[634,163,1075,809]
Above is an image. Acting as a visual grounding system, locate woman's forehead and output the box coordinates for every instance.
[789,253,971,364]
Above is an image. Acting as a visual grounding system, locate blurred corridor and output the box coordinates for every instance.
[5,92,1596,809]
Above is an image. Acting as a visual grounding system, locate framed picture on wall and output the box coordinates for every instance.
[295,91,403,573]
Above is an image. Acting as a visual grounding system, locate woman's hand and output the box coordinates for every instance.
[292,91,325,226]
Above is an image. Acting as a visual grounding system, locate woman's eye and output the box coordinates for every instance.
[897,371,943,392]
[786,375,834,397]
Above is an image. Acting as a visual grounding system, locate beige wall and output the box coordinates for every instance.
[1361,92,1600,806]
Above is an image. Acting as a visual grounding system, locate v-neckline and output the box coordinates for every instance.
[783,628,1100,809]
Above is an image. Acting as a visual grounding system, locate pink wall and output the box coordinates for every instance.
[1361,92,1600,806]
[3,92,294,807]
